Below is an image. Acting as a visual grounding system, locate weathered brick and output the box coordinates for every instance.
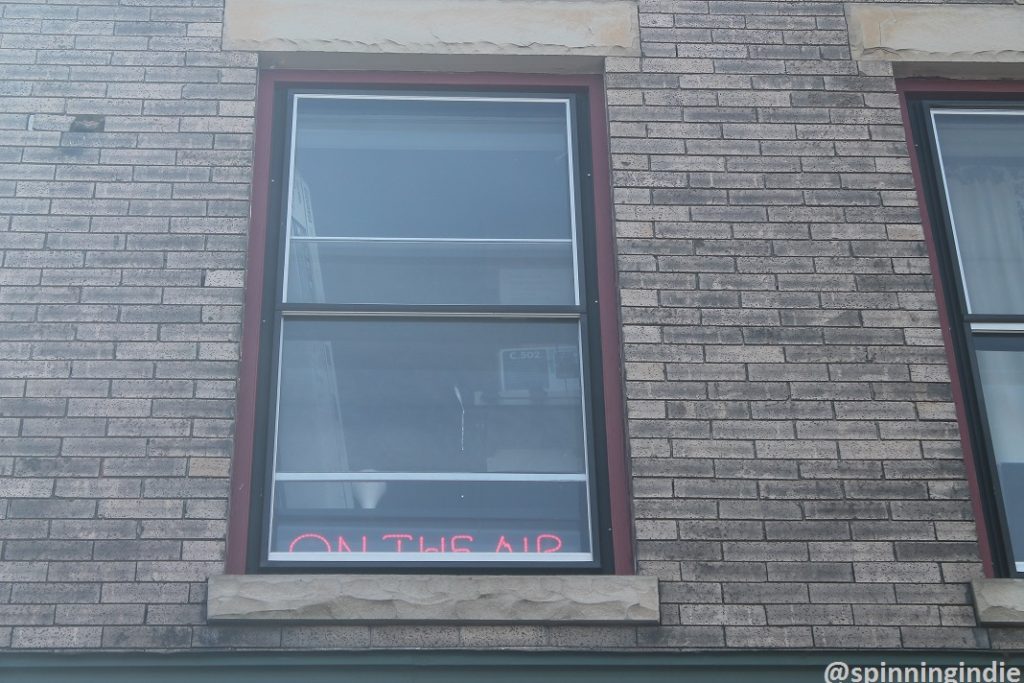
[0,0,1005,657]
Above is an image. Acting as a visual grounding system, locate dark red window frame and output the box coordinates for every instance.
[226,70,634,574]
[898,78,1024,577]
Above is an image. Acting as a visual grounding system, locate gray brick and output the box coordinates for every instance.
[813,626,900,648]
[144,605,205,626]
[636,625,724,648]
[0,605,55,626]
[100,583,189,605]
[723,583,808,604]
[270,625,374,650]
[12,626,102,649]
[102,625,192,649]
[725,626,813,648]
[50,520,136,541]
[47,562,136,583]
[11,583,99,605]
[191,625,281,649]
[0,479,54,498]
[4,540,92,561]
[8,498,95,519]
[98,499,182,519]
[678,605,766,626]
[55,604,145,626]
[767,604,852,626]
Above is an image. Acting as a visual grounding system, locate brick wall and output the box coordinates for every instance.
[0,0,1020,653]
[612,0,993,651]
[0,0,255,651]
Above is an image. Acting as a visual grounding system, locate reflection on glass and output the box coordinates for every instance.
[270,481,591,560]
[976,336,1024,570]
[933,112,1024,315]
[274,318,587,475]
[287,240,575,306]
[291,96,573,240]
[284,95,578,306]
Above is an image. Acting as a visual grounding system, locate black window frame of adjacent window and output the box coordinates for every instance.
[906,92,1024,578]
[243,78,618,573]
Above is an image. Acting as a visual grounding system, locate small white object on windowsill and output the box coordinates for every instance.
[352,472,387,509]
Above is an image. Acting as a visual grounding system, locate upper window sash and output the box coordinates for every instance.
[279,91,585,309]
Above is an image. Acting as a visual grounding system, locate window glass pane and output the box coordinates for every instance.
[274,318,587,476]
[287,240,574,306]
[269,480,592,562]
[285,95,577,306]
[933,112,1024,315]
[975,336,1024,571]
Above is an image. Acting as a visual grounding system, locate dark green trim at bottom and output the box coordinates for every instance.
[3,651,1024,683]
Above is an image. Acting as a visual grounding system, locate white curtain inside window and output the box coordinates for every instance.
[946,165,1024,314]
[935,111,1024,315]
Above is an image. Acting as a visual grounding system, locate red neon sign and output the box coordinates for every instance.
[287,531,566,553]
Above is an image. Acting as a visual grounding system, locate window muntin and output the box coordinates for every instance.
[923,104,1024,575]
[259,89,602,568]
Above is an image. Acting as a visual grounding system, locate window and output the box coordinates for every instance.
[906,90,1024,577]
[235,73,628,572]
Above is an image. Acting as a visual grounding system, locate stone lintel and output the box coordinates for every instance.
[972,578,1024,625]
[847,4,1024,63]
[224,0,640,58]
[207,574,660,624]
[257,52,607,75]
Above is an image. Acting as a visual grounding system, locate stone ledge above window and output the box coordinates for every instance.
[847,4,1024,64]
[207,574,659,624]
[972,578,1024,625]
[223,0,640,59]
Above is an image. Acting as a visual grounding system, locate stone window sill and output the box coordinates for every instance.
[207,574,659,624]
[972,578,1024,625]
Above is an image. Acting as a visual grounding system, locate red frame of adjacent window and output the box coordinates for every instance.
[897,78,1024,577]
[226,70,634,574]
